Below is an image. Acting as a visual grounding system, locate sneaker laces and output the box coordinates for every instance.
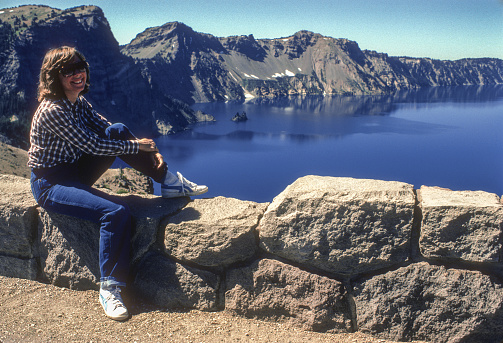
[105,287,126,311]
[177,172,198,195]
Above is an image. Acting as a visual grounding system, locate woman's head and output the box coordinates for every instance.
[37,46,90,102]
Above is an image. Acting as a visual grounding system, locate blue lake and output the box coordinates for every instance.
[152,86,503,203]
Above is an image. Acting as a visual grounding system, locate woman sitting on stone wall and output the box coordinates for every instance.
[27,46,208,321]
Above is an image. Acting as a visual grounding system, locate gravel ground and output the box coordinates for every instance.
[0,276,429,343]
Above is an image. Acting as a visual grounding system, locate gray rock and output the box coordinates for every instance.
[94,168,154,195]
[0,175,39,280]
[0,175,38,258]
[0,255,37,280]
[123,24,503,103]
[38,209,100,290]
[126,194,189,264]
[3,172,503,340]
[133,250,219,311]
[353,262,503,343]
[419,186,503,263]
[163,196,267,268]
[259,176,415,276]
[194,110,216,122]
[225,258,352,333]
[231,112,248,122]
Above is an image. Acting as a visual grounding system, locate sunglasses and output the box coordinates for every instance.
[59,61,89,77]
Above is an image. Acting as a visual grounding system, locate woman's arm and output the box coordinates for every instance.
[42,103,139,156]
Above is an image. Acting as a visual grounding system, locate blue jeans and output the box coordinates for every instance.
[31,123,167,289]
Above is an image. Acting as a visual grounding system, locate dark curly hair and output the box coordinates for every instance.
[37,46,90,102]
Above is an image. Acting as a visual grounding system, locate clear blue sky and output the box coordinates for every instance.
[1,0,502,60]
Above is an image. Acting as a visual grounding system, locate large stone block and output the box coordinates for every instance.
[0,175,38,258]
[353,262,503,343]
[259,176,416,276]
[225,258,352,333]
[133,250,219,311]
[0,175,39,280]
[163,196,267,269]
[419,186,503,263]
[38,209,100,290]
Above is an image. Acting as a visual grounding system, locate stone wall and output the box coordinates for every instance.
[1,174,502,343]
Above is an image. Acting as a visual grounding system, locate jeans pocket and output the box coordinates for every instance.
[31,176,52,206]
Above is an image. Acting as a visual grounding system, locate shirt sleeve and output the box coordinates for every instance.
[42,103,139,156]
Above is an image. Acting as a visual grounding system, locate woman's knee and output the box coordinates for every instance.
[101,200,131,230]
[105,123,136,140]
[111,203,131,222]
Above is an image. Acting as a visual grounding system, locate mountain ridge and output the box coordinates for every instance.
[121,21,502,103]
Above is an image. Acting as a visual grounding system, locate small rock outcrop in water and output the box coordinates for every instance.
[231,111,248,122]
[1,172,502,343]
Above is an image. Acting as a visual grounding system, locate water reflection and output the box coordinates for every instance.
[242,85,503,116]
[391,84,503,104]
[248,94,394,116]
[174,117,448,144]
[186,89,494,143]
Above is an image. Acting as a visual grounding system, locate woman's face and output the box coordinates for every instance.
[58,55,87,103]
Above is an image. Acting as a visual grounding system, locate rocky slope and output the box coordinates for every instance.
[0,141,30,178]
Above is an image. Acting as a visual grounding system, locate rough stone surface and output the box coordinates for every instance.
[38,209,101,290]
[163,197,267,268]
[2,173,503,342]
[259,176,416,276]
[94,168,154,195]
[0,175,38,258]
[419,186,503,263]
[225,258,352,333]
[133,251,220,311]
[353,262,503,343]
[0,175,39,280]
[0,255,37,280]
[126,194,189,263]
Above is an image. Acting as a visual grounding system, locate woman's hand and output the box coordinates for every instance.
[152,152,165,170]
[137,138,158,153]
[135,139,165,169]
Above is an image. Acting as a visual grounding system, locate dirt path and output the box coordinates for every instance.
[0,276,427,343]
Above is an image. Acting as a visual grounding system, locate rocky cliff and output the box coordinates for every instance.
[1,173,502,343]
[1,5,502,147]
[0,5,208,148]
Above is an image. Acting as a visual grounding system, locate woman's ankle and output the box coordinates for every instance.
[162,170,178,184]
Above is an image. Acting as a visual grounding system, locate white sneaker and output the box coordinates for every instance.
[99,287,129,321]
[161,171,208,198]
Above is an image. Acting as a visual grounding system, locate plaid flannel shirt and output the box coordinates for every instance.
[28,96,139,169]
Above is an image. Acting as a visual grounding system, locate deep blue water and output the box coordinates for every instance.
[152,86,503,203]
